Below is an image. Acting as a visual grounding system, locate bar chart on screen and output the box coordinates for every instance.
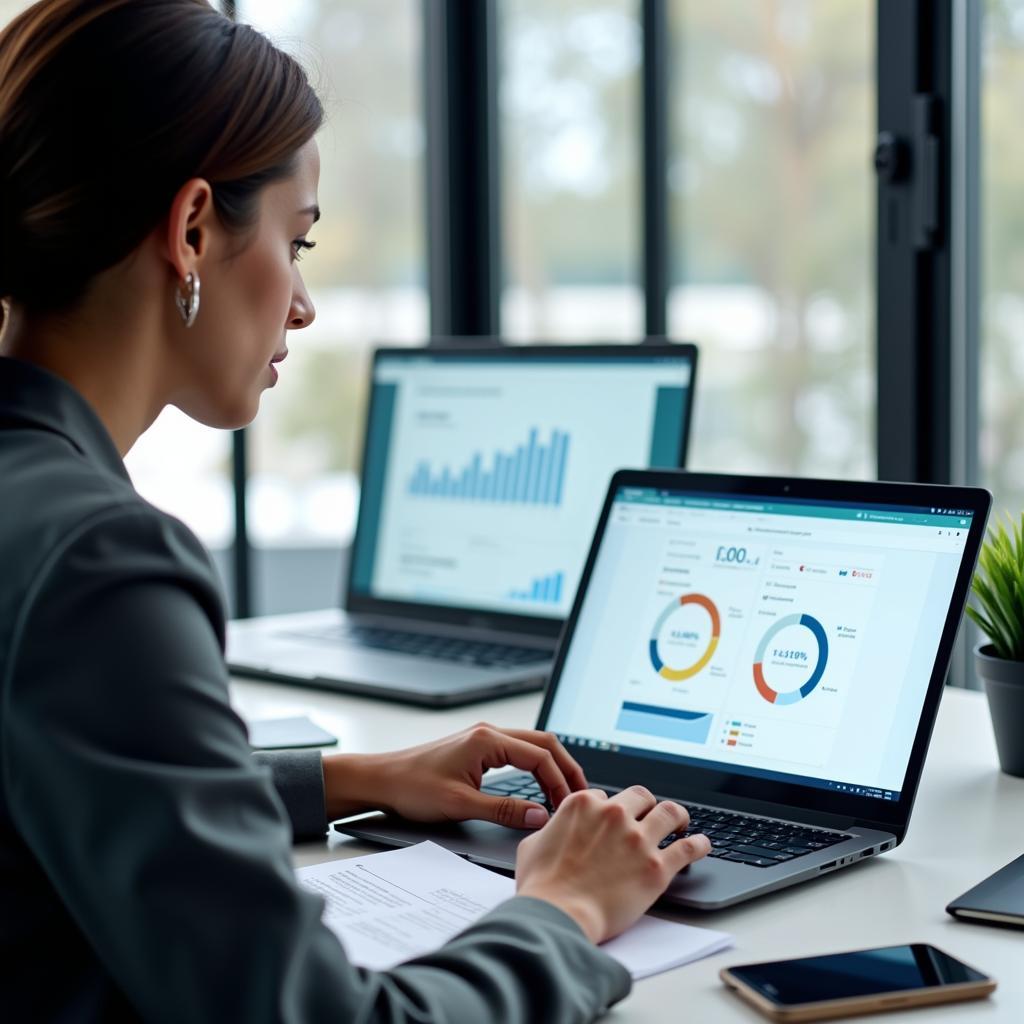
[406,427,570,507]
[507,570,565,604]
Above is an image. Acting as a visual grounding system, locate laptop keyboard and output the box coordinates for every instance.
[481,773,848,868]
[281,623,549,669]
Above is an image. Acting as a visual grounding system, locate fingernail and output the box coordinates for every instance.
[524,807,549,828]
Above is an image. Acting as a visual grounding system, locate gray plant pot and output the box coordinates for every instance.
[974,643,1024,778]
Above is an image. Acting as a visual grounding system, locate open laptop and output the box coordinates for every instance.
[227,345,698,706]
[339,469,991,909]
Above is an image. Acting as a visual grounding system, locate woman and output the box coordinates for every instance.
[0,2,711,1021]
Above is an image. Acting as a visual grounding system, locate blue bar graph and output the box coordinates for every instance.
[507,571,565,605]
[407,428,571,506]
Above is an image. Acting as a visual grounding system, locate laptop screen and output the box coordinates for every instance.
[349,350,695,619]
[545,486,976,802]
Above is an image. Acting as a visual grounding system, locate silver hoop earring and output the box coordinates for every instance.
[175,272,201,328]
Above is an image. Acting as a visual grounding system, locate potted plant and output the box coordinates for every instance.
[967,513,1024,777]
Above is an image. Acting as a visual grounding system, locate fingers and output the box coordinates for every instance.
[662,832,712,873]
[461,790,550,830]
[608,784,658,820]
[639,798,690,841]
[472,727,574,806]
[500,728,587,794]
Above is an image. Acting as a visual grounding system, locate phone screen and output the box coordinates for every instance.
[728,945,988,1006]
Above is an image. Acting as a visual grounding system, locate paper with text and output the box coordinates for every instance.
[297,841,732,978]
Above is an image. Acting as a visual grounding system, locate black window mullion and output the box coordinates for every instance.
[223,0,250,619]
[641,0,669,340]
[231,429,250,618]
[876,0,980,688]
[423,0,501,342]
[875,0,972,486]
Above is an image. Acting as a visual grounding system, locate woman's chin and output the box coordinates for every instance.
[176,394,260,431]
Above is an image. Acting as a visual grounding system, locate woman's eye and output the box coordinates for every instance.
[292,239,317,261]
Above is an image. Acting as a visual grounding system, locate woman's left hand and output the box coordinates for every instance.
[323,724,588,829]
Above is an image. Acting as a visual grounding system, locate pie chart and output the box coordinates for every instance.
[753,613,829,705]
[649,593,721,681]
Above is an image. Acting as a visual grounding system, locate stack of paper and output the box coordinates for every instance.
[297,841,733,979]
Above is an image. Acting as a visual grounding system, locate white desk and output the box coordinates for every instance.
[231,681,1023,1022]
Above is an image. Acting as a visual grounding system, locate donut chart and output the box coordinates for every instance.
[753,613,828,705]
[649,593,721,681]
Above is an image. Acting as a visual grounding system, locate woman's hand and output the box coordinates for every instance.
[515,785,711,944]
[322,724,587,829]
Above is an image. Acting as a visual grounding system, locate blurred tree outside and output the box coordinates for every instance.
[982,0,1024,518]
[11,0,1024,543]
[501,0,875,478]
[671,0,874,479]
[238,0,426,543]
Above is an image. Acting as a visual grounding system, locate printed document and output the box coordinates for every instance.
[297,841,732,979]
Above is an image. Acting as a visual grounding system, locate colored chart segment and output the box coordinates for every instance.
[616,702,713,744]
[408,427,570,506]
[753,613,829,705]
[508,571,564,605]
[649,593,721,681]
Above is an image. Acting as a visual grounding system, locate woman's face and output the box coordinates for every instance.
[171,139,320,428]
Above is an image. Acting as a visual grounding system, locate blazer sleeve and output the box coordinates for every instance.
[252,749,328,840]
[2,506,630,1024]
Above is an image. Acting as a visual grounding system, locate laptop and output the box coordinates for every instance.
[227,344,698,706]
[339,469,991,909]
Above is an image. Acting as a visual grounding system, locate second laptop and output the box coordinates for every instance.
[227,342,698,705]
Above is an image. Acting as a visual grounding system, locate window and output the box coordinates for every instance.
[669,1,875,479]
[501,0,643,342]
[238,0,427,611]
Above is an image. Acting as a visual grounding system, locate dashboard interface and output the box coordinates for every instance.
[546,487,975,800]
[350,355,694,618]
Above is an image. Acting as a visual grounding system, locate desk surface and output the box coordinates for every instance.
[231,681,1023,1022]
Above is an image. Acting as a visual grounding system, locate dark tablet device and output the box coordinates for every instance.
[947,853,1024,929]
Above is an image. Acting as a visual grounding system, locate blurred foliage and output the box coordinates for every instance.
[5,0,1010,507]
[673,0,873,478]
[503,0,873,478]
[983,0,1024,520]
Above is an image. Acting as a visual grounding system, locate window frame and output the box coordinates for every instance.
[227,0,980,683]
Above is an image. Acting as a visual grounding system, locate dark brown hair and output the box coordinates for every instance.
[0,0,323,311]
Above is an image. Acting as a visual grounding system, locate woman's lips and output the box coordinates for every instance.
[268,349,287,386]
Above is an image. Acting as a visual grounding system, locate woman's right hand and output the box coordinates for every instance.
[514,785,711,944]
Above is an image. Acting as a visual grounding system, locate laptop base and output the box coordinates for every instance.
[228,609,553,708]
[335,810,895,910]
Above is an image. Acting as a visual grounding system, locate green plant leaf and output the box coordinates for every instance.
[970,511,1024,660]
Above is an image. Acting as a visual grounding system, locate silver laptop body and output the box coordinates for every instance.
[228,344,698,706]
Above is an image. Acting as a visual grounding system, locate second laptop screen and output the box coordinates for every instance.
[349,354,694,618]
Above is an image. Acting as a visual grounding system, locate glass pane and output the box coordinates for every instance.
[501,0,643,341]
[982,1,1024,520]
[0,1,30,22]
[669,0,875,477]
[124,410,234,551]
[238,1,427,610]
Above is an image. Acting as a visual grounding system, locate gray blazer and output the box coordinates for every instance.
[0,356,630,1022]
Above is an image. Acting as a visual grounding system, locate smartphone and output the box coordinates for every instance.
[720,944,995,1022]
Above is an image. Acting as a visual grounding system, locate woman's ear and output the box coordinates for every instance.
[164,178,215,281]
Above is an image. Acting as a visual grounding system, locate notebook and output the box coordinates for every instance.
[947,854,1024,929]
